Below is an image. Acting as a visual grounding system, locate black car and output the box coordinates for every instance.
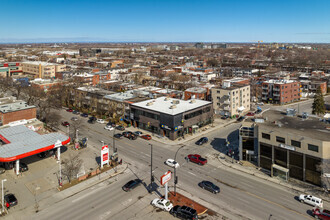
[122,179,142,192]
[198,181,220,194]
[114,133,123,139]
[237,116,245,122]
[195,137,208,145]
[89,116,97,121]
[170,205,198,220]
[88,119,96,124]
[80,113,88,117]
[122,131,132,137]
[128,134,137,140]
[4,194,18,207]
[107,122,116,127]
[116,125,125,131]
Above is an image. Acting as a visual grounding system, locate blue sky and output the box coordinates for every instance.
[1,0,329,43]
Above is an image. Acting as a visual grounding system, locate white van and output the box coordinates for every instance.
[299,194,323,208]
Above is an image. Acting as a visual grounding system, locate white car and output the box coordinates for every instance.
[299,194,323,208]
[104,125,114,131]
[257,102,264,106]
[151,198,173,212]
[97,119,105,124]
[165,159,179,168]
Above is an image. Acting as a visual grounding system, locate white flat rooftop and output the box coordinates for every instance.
[131,97,211,115]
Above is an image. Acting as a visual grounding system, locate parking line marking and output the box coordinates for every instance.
[188,171,197,177]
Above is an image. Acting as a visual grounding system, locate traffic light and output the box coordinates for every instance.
[174,176,178,184]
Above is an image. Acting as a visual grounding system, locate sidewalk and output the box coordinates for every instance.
[217,153,330,203]
[125,118,237,146]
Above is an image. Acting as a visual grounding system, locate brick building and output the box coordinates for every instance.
[262,80,300,105]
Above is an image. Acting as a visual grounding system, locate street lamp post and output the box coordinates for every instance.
[2,179,7,212]
[174,145,185,196]
[149,143,153,193]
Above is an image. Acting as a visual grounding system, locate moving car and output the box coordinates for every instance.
[165,159,179,168]
[62,121,70,127]
[170,205,198,220]
[104,125,114,131]
[116,125,125,131]
[4,194,18,207]
[312,207,330,220]
[66,108,73,112]
[187,154,207,165]
[299,194,323,208]
[71,117,78,121]
[114,133,123,139]
[141,134,152,140]
[195,137,208,145]
[198,181,220,194]
[96,119,105,124]
[80,113,88,117]
[122,179,142,192]
[134,131,143,136]
[151,198,173,212]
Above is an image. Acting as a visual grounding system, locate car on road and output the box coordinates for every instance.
[257,102,264,106]
[71,117,78,121]
[198,181,220,194]
[141,134,152,140]
[165,159,179,168]
[187,154,207,165]
[299,194,323,208]
[312,207,330,220]
[104,125,114,131]
[170,205,198,220]
[66,108,73,112]
[122,179,142,192]
[151,198,173,212]
[122,131,133,137]
[4,194,18,207]
[62,121,70,127]
[107,122,116,127]
[80,113,88,117]
[246,112,255,116]
[134,131,143,136]
[72,110,80,115]
[96,119,105,124]
[221,115,229,119]
[88,119,96,124]
[116,125,125,131]
[114,133,123,139]
[236,116,245,122]
[195,137,208,145]
[123,132,137,140]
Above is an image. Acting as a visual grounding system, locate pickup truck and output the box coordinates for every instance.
[187,154,207,165]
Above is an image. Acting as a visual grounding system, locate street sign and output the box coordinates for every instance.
[101,145,109,168]
[161,171,172,185]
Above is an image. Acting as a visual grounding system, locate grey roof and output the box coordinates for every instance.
[0,125,69,159]
[0,99,35,113]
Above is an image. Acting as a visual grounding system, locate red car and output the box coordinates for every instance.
[187,154,207,165]
[313,208,330,220]
[141,134,152,140]
[246,112,255,116]
[66,108,73,112]
[62,121,70,127]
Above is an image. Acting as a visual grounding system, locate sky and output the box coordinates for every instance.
[0,0,329,43]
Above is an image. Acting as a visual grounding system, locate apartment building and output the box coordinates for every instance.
[73,72,111,86]
[30,78,63,91]
[211,81,250,116]
[257,110,330,186]
[0,63,23,77]
[21,61,66,79]
[261,80,300,105]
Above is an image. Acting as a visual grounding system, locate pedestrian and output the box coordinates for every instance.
[119,159,122,165]
[6,202,9,209]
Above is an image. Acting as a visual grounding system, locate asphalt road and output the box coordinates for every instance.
[46,108,328,220]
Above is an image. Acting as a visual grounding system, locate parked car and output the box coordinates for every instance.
[66,108,73,112]
[104,125,114,131]
[134,131,143,136]
[114,133,123,139]
[170,205,198,220]
[107,122,116,127]
[151,198,173,212]
[88,119,96,124]
[198,181,220,194]
[195,137,208,145]
[187,154,207,165]
[141,134,152,140]
[89,116,97,121]
[62,121,70,127]
[221,115,229,119]
[96,119,105,124]
[122,179,142,192]
[19,163,29,172]
[312,207,330,220]
[236,116,245,122]
[116,125,125,131]
[255,109,262,114]
[80,113,88,117]
[246,112,255,116]
[72,110,80,115]
[299,194,323,208]
[122,131,133,137]
[4,194,18,207]
[128,134,138,140]
[165,159,179,168]
[71,117,78,121]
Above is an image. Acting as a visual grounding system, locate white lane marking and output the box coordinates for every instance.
[188,171,197,177]
[99,210,112,220]
[122,198,132,206]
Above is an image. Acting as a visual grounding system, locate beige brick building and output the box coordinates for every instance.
[211,81,250,117]
[21,61,66,79]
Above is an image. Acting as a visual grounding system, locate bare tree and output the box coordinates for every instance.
[70,118,83,142]
[45,112,61,129]
[318,159,330,192]
[62,154,83,183]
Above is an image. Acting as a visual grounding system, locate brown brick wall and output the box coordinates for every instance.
[0,108,37,125]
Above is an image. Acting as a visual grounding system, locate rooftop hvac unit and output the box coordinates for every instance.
[170,105,177,109]
[190,99,196,104]
[164,97,170,101]
[173,100,180,104]
[146,102,153,106]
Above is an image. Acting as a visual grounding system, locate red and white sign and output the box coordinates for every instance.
[101,145,109,168]
[161,171,172,185]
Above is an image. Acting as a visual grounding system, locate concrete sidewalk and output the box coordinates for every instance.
[217,153,330,203]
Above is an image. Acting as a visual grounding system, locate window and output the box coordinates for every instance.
[282,86,284,89]
[262,133,270,140]
[217,90,220,94]
[291,140,301,148]
[276,136,285,143]
[308,144,318,152]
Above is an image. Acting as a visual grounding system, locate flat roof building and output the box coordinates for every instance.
[21,61,66,79]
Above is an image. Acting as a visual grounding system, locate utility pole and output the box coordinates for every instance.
[174,145,185,196]
[2,179,7,213]
[149,143,153,193]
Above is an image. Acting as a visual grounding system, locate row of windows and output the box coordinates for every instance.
[184,107,211,120]
[261,133,319,152]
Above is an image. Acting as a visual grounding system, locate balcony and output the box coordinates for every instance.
[273,93,280,96]
[273,87,280,91]
[85,96,91,100]
[262,92,268,95]
[224,106,230,111]
[262,96,267,100]
[224,100,230,105]
[262,86,268,90]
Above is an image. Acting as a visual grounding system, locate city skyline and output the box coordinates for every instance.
[1,0,329,43]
